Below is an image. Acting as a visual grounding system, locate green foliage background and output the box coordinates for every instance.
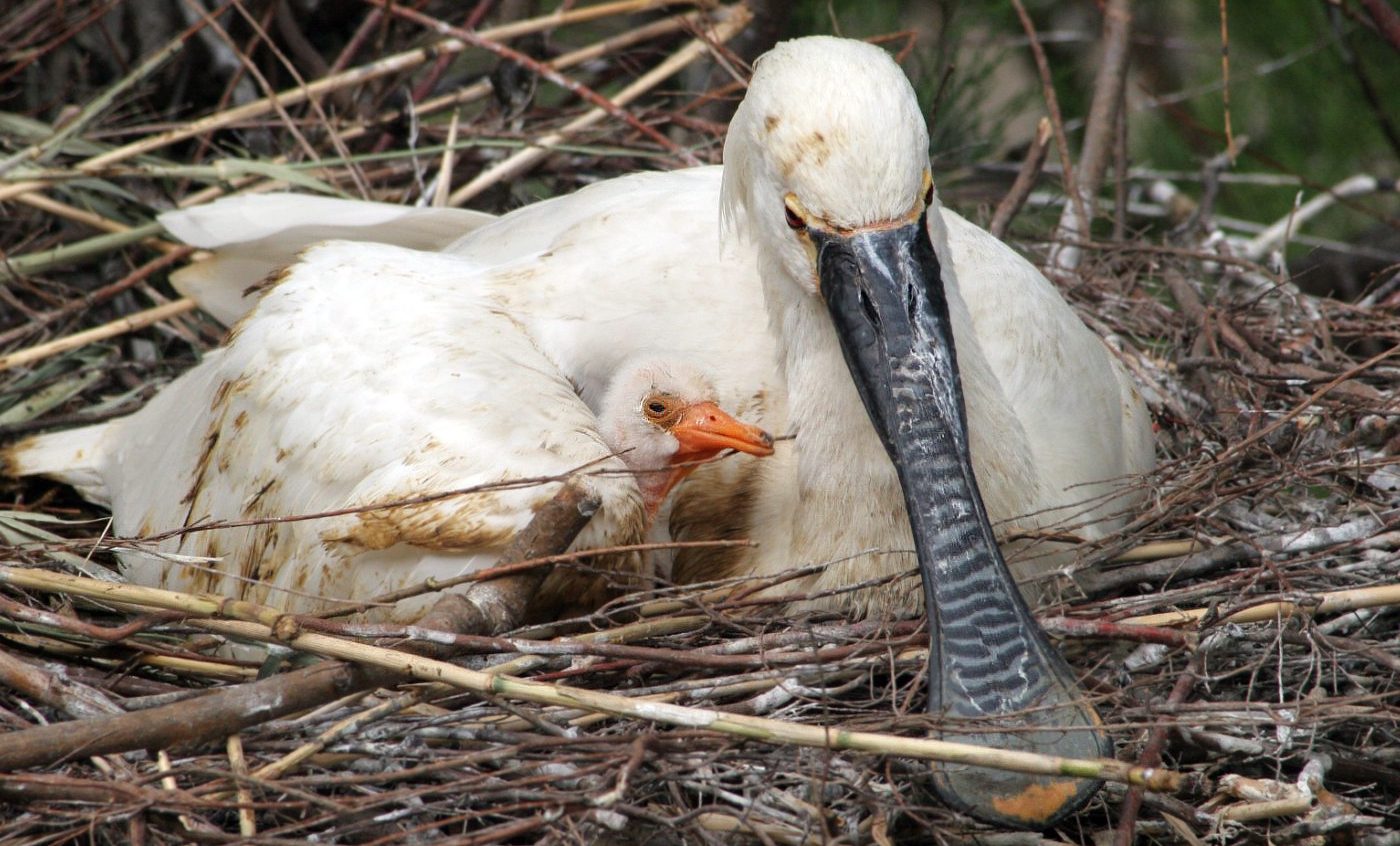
[782,0,1399,264]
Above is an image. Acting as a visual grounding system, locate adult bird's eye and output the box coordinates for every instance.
[784,203,804,230]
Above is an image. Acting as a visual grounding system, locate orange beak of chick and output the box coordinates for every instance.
[669,401,775,467]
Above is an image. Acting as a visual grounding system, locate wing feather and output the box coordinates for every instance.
[20,241,647,621]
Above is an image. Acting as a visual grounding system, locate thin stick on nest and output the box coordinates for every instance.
[1121,581,1400,627]
[196,618,1187,792]
[447,4,753,203]
[0,0,704,205]
[0,563,1187,794]
[382,1,710,169]
[0,299,199,372]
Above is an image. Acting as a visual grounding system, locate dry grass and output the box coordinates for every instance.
[2,2,1399,844]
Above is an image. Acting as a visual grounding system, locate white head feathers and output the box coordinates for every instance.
[721,36,931,253]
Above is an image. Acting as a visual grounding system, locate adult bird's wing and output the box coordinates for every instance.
[7,241,646,622]
[941,209,1154,544]
[160,194,495,324]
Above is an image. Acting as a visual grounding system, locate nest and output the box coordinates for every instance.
[2,2,1399,844]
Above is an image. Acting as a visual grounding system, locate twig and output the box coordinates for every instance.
[990,117,1051,239]
[0,0,698,205]
[0,646,124,720]
[481,614,711,679]
[1051,0,1132,271]
[296,617,922,670]
[1114,656,1202,846]
[432,110,460,207]
[0,39,184,177]
[447,5,753,204]
[287,12,711,162]
[1009,0,1088,263]
[0,479,599,771]
[157,748,210,833]
[380,3,711,165]
[1218,0,1236,162]
[328,538,753,619]
[0,299,198,373]
[180,0,350,190]
[0,566,1187,792]
[1331,6,1400,160]
[1243,174,1397,261]
[209,617,1179,792]
[1218,795,1315,822]
[2,222,168,280]
[251,687,426,782]
[122,8,717,219]
[1079,541,1257,597]
[0,593,177,643]
[1110,539,1203,563]
[1038,616,1195,649]
[692,811,821,845]
[16,192,179,253]
[0,772,210,808]
[1113,81,1129,239]
[0,656,372,771]
[1120,582,1400,627]
[0,246,193,348]
[225,734,256,837]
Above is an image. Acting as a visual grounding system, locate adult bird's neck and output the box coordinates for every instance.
[758,257,916,617]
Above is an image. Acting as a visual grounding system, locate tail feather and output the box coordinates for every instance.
[2,424,113,507]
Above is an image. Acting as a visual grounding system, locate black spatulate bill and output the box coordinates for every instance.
[814,215,1112,829]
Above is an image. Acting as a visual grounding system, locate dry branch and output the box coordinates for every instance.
[1010,0,1088,256]
[0,0,698,204]
[0,656,372,771]
[0,646,123,720]
[1121,582,1400,628]
[1052,0,1133,271]
[221,616,1176,787]
[447,4,753,203]
[0,566,1184,794]
[0,299,198,372]
[990,116,1051,238]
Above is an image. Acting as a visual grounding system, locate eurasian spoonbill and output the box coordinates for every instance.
[49,35,1152,827]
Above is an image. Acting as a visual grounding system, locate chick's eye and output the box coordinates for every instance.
[784,205,804,230]
[643,393,680,425]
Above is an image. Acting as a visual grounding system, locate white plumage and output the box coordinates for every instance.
[19,37,1154,620]
[4,243,772,621]
[163,193,494,323]
[7,35,1156,826]
[154,121,1151,621]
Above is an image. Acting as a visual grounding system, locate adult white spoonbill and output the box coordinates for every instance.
[77,36,1153,827]
[3,241,774,623]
